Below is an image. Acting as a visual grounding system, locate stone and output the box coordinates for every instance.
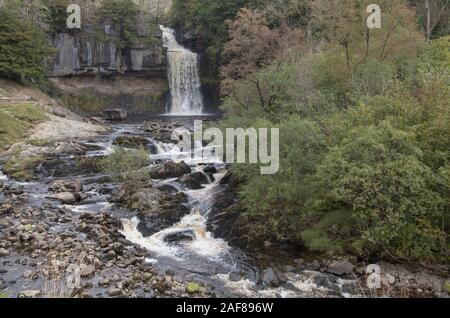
[186,282,202,294]
[0,248,9,257]
[18,290,41,298]
[228,272,242,282]
[23,270,35,279]
[149,160,191,179]
[46,192,78,204]
[163,230,195,243]
[203,165,218,175]
[48,180,83,193]
[108,288,122,297]
[260,268,280,287]
[80,264,96,277]
[178,172,209,190]
[326,259,355,276]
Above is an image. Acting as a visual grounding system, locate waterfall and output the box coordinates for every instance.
[160,26,204,115]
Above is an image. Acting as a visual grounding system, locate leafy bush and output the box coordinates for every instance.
[0,6,53,81]
[312,122,446,259]
[98,147,150,182]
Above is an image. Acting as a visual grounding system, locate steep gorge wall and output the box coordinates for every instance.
[48,0,172,116]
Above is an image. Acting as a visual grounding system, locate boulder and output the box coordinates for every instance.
[157,184,179,194]
[260,268,280,287]
[164,230,195,243]
[178,172,209,190]
[46,192,79,204]
[108,288,122,297]
[0,248,9,257]
[48,179,83,193]
[326,259,355,276]
[149,160,191,179]
[114,183,190,237]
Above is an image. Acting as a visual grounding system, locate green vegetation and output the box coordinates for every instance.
[212,0,450,262]
[0,2,53,82]
[0,103,47,150]
[98,147,150,182]
[3,153,44,181]
[59,92,108,116]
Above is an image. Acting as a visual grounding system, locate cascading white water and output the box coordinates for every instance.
[160,25,204,115]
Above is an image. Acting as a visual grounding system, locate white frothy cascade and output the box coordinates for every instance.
[160,25,204,115]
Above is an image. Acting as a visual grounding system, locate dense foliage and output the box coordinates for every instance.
[215,0,449,262]
[0,1,53,81]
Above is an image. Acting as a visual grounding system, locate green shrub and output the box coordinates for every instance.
[98,147,150,182]
[312,122,446,260]
[0,7,53,81]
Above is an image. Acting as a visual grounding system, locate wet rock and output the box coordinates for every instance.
[326,259,355,276]
[46,192,79,204]
[203,165,217,175]
[23,270,35,279]
[164,230,195,243]
[18,290,41,298]
[229,272,242,282]
[130,187,165,211]
[136,193,190,237]
[0,248,9,257]
[80,264,96,277]
[149,160,191,179]
[178,172,209,190]
[108,288,122,297]
[157,184,179,194]
[113,135,149,149]
[48,180,83,193]
[308,260,322,271]
[260,268,280,287]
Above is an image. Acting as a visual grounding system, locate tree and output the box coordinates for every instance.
[0,5,53,81]
[220,8,280,95]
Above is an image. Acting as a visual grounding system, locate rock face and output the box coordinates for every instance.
[105,109,128,121]
[49,32,166,78]
[149,161,191,179]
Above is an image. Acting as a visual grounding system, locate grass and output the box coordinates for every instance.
[98,146,150,182]
[0,103,47,150]
[29,138,55,147]
[2,154,44,181]
[59,93,107,116]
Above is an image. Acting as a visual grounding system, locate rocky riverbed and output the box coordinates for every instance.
[0,119,448,298]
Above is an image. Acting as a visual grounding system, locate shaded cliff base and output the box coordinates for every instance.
[50,76,169,118]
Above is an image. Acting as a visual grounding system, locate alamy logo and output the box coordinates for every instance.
[366,264,382,289]
[66,4,81,29]
[367,4,382,29]
[171,120,280,175]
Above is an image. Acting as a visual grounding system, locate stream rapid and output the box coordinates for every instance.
[0,120,361,298]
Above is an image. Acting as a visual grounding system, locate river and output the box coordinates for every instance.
[0,119,362,298]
